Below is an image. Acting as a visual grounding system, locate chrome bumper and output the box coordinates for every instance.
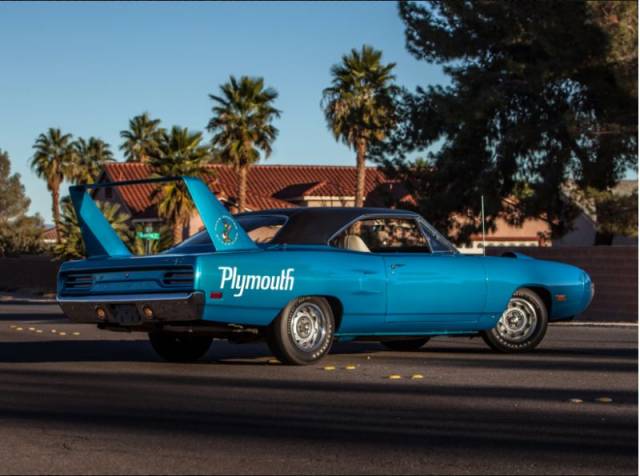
[57,292,205,324]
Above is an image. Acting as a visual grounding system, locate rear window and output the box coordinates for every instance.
[168,214,288,253]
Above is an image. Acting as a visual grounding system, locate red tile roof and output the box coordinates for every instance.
[101,163,403,217]
[41,226,57,242]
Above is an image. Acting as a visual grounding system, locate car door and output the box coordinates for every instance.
[329,214,487,327]
[368,214,487,325]
[384,252,487,325]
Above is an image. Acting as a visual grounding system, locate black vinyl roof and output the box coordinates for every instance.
[236,207,420,245]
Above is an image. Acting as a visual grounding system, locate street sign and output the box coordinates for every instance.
[136,231,160,240]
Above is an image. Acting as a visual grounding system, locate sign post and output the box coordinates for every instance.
[137,225,160,255]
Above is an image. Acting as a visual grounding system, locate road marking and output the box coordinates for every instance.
[345,365,357,370]
[9,325,16,329]
[36,330,43,334]
[568,398,583,404]
[387,374,402,380]
[267,359,280,365]
[28,327,35,331]
[323,366,336,371]
[411,374,424,380]
[51,329,57,333]
[595,397,613,403]
[16,327,23,331]
[72,332,80,336]
[58,332,67,336]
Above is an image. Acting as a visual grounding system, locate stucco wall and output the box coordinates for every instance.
[487,246,638,322]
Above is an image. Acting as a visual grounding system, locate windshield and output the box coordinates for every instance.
[168,214,288,253]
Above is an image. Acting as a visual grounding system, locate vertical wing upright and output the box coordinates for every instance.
[69,186,132,258]
[183,176,257,252]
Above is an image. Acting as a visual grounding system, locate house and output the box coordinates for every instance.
[40,225,57,246]
[96,163,413,239]
[553,180,638,247]
[95,163,557,252]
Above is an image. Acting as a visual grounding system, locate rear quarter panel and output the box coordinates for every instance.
[195,247,386,331]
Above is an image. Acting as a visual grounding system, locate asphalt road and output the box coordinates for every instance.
[0,304,636,475]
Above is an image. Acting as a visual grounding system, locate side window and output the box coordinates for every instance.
[330,217,431,253]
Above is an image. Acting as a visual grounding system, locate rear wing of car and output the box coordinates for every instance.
[69,176,258,258]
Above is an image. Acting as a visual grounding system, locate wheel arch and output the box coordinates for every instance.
[319,295,344,331]
[517,285,552,316]
[269,295,344,331]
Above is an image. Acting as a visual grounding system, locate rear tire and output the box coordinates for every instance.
[481,288,548,353]
[268,296,335,365]
[148,331,212,362]
[381,338,430,351]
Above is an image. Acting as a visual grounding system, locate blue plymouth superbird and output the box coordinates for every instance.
[57,177,594,365]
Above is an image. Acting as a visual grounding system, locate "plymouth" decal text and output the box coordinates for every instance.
[218,266,295,297]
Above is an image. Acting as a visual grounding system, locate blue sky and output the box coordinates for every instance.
[0,1,446,223]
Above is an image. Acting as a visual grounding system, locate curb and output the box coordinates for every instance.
[551,321,637,328]
[0,299,57,305]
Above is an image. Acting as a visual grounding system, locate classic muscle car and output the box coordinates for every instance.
[57,177,594,365]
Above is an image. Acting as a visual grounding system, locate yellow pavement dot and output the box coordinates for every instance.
[51,329,57,333]
[595,397,613,403]
[366,356,371,360]
[72,332,80,336]
[267,359,280,364]
[36,330,43,334]
[568,398,583,404]
[387,374,402,380]
[345,365,357,370]
[28,327,36,331]
[16,327,23,331]
[58,332,67,336]
[323,365,336,371]
[411,374,424,380]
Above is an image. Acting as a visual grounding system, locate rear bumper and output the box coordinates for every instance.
[58,292,205,324]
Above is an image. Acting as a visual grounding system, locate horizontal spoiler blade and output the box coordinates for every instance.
[69,176,257,258]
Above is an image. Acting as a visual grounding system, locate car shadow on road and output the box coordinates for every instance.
[0,339,636,375]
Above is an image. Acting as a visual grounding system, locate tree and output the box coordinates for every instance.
[0,149,30,223]
[53,197,131,260]
[378,1,637,242]
[207,76,280,212]
[71,137,115,184]
[0,215,46,257]
[0,149,45,256]
[30,128,75,243]
[322,45,398,207]
[119,112,164,163]
[149,126,211,244]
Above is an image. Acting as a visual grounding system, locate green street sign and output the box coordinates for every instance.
[136,231,160,240]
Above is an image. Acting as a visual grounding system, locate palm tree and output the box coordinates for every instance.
[71,137,115,184]
[149,126,210,244]
[322,45,398,207]
[207,76,280,212]
[30,128,75,242]
[119,112,164,162]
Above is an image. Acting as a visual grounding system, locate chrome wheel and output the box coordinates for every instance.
[289,302,328,353]
[496,297,538,344]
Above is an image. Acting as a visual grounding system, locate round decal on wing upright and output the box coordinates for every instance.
[215,216,239,246]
